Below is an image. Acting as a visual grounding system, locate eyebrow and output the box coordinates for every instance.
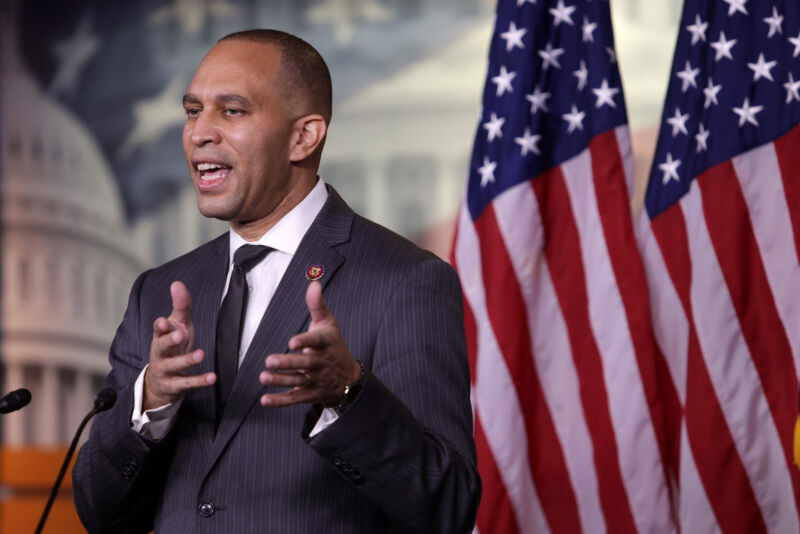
[182,93,253,108]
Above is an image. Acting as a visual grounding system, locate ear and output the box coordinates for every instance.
[289,114,327,163]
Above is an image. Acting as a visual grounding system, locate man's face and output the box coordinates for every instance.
[182,40,296,228]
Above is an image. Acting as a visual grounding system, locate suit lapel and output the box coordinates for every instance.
[187,234,229,455]
[204,187,354,474]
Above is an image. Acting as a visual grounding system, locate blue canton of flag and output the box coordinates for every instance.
[467,0,626,219]
[646,0,800,217]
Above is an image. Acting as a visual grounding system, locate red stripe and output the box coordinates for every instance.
[532,168,637,533]
[651,203,767,534]
[698,162,800,512]
[589,131,679,489]
[773,124,800,264]
[474,414,521,534]
[474,205,582,533]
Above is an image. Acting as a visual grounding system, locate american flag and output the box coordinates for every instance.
[638,0,800,532]
[451,0,674,532]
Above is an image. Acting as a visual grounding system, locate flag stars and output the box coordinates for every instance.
[582,16,598,42]
[516,0,537,6]
[492,66,517,96]
[514,128,541,156]
[784,73,800,103]
[526,87,551,114]
[703,78,722,108]
[659,153,681,184]
[711,32,737,61]
[550,0,576,26]
[483,112,506,142]
[562,105,586,133]
[686,14,708,45]
[574,60,588,91]
[605,46,617,64]
[666,107,690,137]
[790,32,800,57]
[539,42,565,70]
[723,0,747,17]
[500,21,527,52]
[747,53,777,82]
[676,60,700,92]
[695,123,710,152]
[733,97,763,127]
[763,7,783,38]
[477,156,497,187]
[592,79,620,108]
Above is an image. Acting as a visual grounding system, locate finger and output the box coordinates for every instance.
[305,281,334,327]
[264,352,317,371]
[259,370,310,388]
[260,387,317,407]
[153,316,174,336]
[161,350,205,374]
[170,281,192,325]
[161,372,216,395]
[288,328,335,352]
[152,327,190,358]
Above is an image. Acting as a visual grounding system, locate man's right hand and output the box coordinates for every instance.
[143,281,216,412]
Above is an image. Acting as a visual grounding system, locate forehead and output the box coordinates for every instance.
[188,40,281,98]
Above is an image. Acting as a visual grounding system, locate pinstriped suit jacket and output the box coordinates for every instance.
[72,187,481,533]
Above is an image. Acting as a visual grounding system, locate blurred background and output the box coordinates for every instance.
[0,0,680,530]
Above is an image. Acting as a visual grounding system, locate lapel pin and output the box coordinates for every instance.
[305,264,325,281]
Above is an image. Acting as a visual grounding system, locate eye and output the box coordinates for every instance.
[184,107,201,118]
[224,108,243,117]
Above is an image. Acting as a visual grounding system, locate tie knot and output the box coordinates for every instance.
[233,244,270,273]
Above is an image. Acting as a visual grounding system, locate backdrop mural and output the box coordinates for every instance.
[0,0,679,531]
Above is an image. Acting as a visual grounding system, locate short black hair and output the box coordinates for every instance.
[219,29,332,123]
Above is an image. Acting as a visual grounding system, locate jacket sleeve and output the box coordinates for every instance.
[72,270,175,534]
[303,258,481,533]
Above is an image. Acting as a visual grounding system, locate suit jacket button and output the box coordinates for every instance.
[199,502,215,518]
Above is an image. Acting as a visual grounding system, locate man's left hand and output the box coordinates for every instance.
[259,281,361,407]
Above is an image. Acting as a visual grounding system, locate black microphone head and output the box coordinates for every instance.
[93,388,116,413]
[0,388,32,414]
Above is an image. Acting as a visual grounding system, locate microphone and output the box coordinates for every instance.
[35,388,117,534]
[0,388,31,414]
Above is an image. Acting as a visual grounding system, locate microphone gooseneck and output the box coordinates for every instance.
[34,388,117,534]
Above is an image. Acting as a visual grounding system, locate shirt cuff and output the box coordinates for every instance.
[308,407,339,438]
[131,364,182,441]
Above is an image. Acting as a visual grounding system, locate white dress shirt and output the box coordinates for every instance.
[131,178,332,440]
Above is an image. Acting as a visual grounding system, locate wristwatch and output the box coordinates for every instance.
[333,360,365,415]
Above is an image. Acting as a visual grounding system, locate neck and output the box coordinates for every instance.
[230,173,317,241]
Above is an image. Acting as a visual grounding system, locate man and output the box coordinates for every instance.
[72,29,480,533]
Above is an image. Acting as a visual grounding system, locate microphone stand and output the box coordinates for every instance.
[34,389,116,534]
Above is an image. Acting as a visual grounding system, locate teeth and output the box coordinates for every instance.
[197,162,224,171]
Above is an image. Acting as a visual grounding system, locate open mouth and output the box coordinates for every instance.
[195,162,232,188]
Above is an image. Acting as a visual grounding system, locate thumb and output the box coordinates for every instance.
[169,281,193,326]
[305,281,334,328]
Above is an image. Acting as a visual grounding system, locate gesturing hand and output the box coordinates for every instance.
[143,281,216,412]
[259,281,361,407]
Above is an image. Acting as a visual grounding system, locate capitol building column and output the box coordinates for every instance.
[36,365,59,446]
[2,363,24,446]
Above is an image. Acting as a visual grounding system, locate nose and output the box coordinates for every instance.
[187,112,221,146]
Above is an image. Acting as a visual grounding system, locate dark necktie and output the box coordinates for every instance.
[216,244,270,418]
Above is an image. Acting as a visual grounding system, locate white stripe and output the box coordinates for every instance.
[681,182,799,534]
[561,149,674,534]
[454,204,550,534]
[636,213,688,405]
[679,422,722,534]
[614,125,635,198]
[732,142,800,380]
[493,180,602,534]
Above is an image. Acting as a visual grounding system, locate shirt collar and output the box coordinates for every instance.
[228,177,328,261]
